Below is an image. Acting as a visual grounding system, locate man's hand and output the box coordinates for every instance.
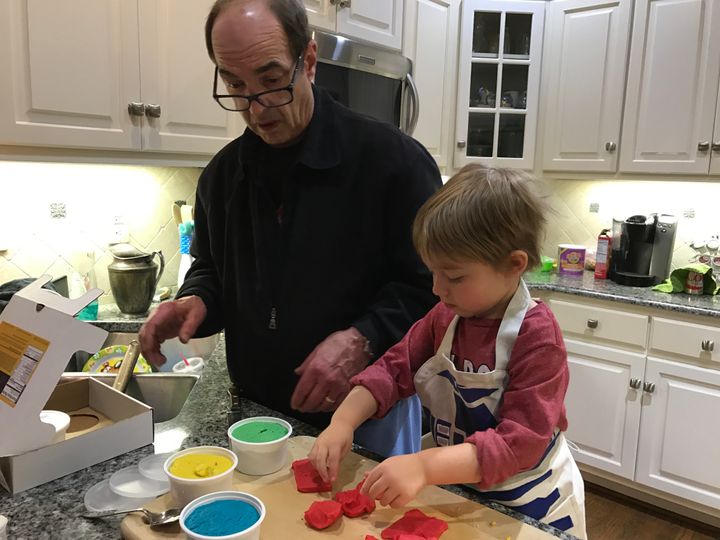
[138,295,207,366]
[291,327,370,413]
[360,454,427,508]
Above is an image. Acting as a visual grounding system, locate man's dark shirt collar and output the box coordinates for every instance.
[239,84,341,171]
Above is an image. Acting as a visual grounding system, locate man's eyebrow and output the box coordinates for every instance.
[217,61,287,79]
[255,60,286,74]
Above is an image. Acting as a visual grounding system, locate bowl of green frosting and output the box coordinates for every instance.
[180,490,265,540]
[227,416,293,475]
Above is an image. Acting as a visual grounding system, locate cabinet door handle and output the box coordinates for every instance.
[127,102,145,117]
[643,381,656,394]
[712,142,720,152]
[145,104,162,119]
[698,141,710,152]
[457,140,466,149]
[605,141,616,152]
[586,319,598,329]
[629,378,642,389]
[338,0,350,7]
[702,339,715,352]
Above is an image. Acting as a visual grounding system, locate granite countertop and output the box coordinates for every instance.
[525,270,720,318]
[1,337,577,540]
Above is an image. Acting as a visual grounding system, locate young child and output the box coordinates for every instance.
[308,164,586,538]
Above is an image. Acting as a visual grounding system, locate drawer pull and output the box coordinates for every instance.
[629,378,642,390]
[586,319,598,329]
[701,339,715,352]
[643,381,656,394]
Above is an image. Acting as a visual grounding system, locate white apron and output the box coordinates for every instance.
[413,281,587,539]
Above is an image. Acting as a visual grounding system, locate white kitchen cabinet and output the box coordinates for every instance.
[403,0,459,170]
[305,0,404,51]
[541,0,633,173]
[635,357,720,509]
[619,0,720,174]
[544,292,720,516]
[454,0,545,170]
[0,0,243,155]
[564,339,645,480]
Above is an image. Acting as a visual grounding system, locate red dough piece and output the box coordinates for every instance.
[304,500,343,530]
[381,509,449,539]
[365,536,379,540]
[334,485,376,517]
[291,459,332,493]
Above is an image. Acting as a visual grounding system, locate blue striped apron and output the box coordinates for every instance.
[414,280,587,538]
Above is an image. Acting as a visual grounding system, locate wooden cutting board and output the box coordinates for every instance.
[121,436,558,539]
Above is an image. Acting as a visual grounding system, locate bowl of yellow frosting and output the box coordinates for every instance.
[164,446,238,507]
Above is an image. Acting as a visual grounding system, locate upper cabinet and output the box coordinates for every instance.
[454,0,545,170]
[541,0,633,173]
[403,0,460,170]
[305,0,404,51]
[0,0,244,155]
[620,0,720,174]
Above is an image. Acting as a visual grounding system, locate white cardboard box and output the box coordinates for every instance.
[0,377,153,494]
[0,277,153,494]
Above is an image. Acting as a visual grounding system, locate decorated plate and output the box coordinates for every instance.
[82,345,152,374]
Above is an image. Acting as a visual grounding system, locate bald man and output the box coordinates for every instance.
[139,0,441,457]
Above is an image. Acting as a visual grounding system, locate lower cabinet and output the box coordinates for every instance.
[545,292,720,515]
[564,339,644,480]
[635,357,720,509]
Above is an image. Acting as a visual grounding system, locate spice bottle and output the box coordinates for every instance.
[594,229,612,279]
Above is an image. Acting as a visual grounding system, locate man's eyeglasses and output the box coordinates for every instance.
[213,54,304,112]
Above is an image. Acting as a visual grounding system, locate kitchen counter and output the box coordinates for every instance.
[1,336,577,540]
[525,270,720,318]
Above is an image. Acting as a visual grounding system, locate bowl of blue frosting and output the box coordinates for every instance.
[179,490,266,540]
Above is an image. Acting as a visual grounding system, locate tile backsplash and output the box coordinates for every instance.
[542,177,720,270]
[0,162,200,304]
[2,161,719,308]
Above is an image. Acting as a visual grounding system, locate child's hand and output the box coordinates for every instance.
[308,420,354,483]
[360,454,427,508]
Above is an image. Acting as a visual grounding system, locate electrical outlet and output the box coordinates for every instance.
[683,208,695,219]
[50,202,66,219]
[589,202,600,213]
[111,215,129,244]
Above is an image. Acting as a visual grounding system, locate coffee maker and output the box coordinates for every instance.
[609,214,677,286]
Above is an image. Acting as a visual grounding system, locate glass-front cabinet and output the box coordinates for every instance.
[454,0,545,169]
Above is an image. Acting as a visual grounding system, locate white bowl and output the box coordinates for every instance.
[228,416,292,476]
[39,410,70,444]
[159,334,219,369]
[180,491,265,540]
[164,446,237,507]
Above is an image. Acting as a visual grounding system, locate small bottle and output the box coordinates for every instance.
[177,221,194,290]
[594,229,612,279]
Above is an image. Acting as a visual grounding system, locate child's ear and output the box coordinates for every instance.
[508,250,529,276]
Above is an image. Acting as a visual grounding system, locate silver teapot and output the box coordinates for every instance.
[108,243,165,315]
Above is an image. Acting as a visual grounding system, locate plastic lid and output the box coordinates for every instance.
[172,357,205,374]
[109,465,169,498]
[84,479,155,513]
[138,452,173,482]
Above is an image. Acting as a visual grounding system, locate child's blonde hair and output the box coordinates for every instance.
[413,164,547,270]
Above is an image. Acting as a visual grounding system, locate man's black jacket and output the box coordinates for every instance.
[179,86,441,426]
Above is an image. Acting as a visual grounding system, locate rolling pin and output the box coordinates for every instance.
[113,340,141,393]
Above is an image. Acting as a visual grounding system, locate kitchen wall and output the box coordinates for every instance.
[0,162,200,304]
[541,177,718,269]
[1,160,716,305]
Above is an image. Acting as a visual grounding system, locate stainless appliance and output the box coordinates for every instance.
[609,214,677,286]
[312,29,419,135]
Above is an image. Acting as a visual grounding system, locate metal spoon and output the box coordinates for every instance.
[81,506,181,526]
